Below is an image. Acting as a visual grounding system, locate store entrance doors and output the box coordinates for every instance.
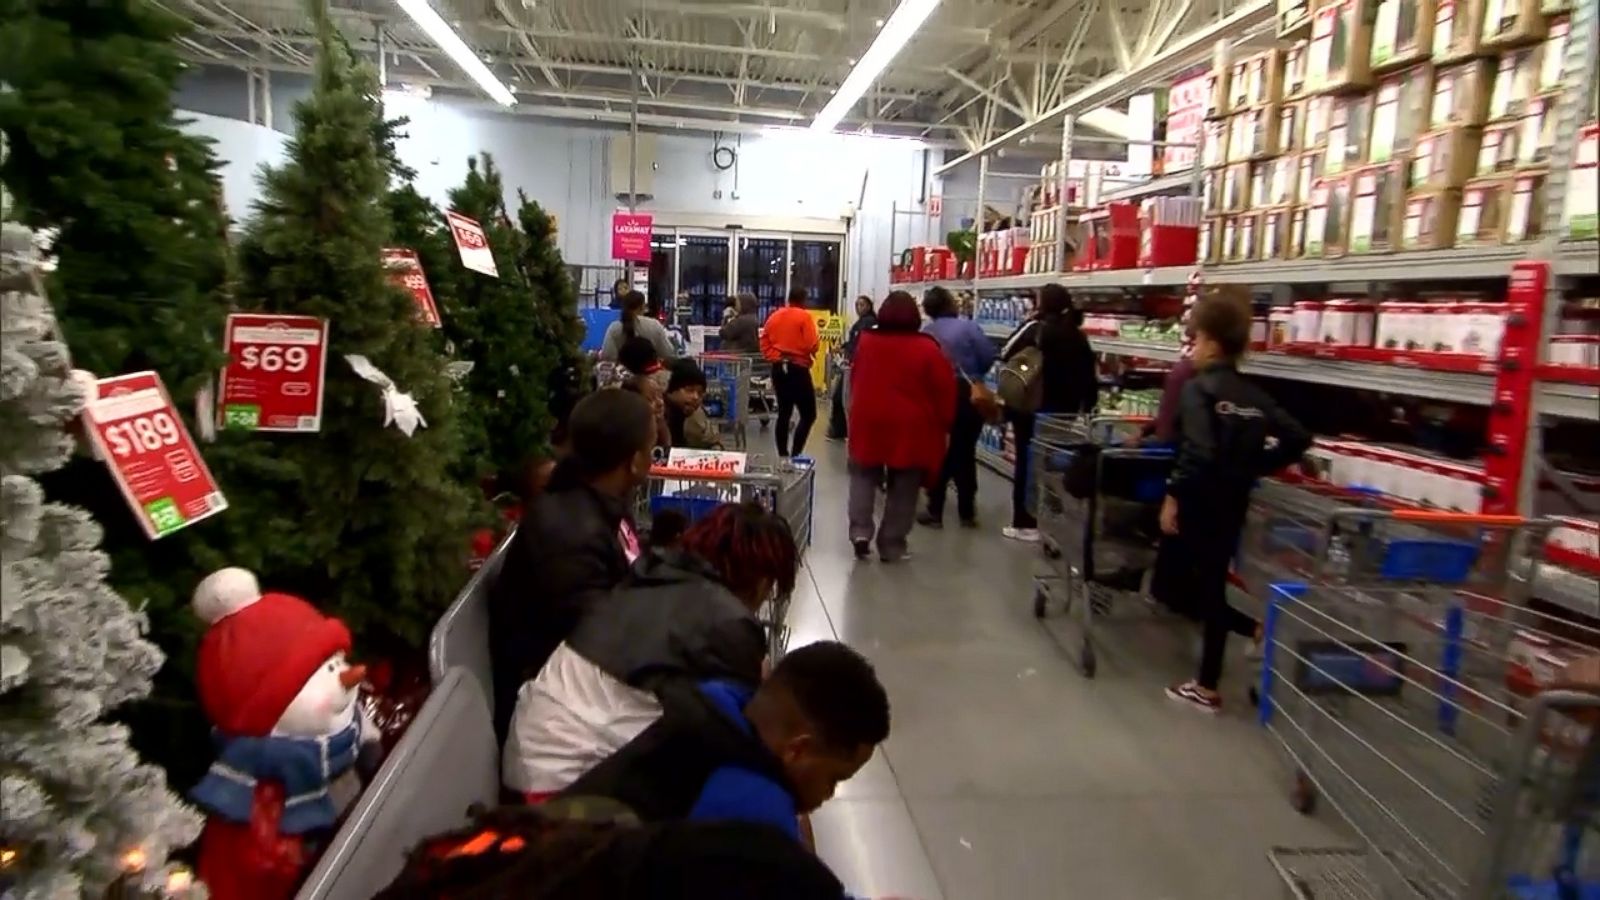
[651,227,844,326]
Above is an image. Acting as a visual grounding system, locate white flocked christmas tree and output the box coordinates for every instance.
[0,204,204,893]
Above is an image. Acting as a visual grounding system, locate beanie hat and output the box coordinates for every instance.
[192,568,353,737]
[666,359,706,394]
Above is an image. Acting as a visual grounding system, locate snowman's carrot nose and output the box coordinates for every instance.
[340,665,367,689]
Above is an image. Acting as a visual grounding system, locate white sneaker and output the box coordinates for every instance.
[1002,527,1041,543]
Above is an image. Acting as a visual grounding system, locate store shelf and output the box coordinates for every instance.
[1536,562,1600,620]
[1537,380,1600,421]
[980,322,1016,339]
[1089,337,1183,361]
[1100,171,1201,204]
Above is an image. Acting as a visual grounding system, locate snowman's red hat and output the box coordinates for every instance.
[192,567,352,737]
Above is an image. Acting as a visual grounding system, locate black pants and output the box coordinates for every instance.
[1154,500,1255,690]
[928,389,981,522]
[1008,410,1037,528]
[827,375,847,439]
[773,361,817,458]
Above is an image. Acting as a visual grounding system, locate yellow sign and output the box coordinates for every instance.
[809,311,844,390]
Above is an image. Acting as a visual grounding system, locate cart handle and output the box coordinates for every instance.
[649,465,742,480]
[1389,510,1530,526]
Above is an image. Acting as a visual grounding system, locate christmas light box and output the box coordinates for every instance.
[1403,190,1464,249]
[1369,66,1435,163]
[1372,0,1437,70]
[1431,60,1494,129]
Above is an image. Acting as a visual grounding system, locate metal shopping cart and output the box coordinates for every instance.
[1252,506,1600,898]
[1031,414,1174,678]
[696,352,754,450]
[635,457,816,663]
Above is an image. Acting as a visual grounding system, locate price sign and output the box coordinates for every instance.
[446,210,499,277]
[1164,71,1209,172]
[663,448,748,476]
[382,248,442,327]
[84,371,227,540]
[220,313,329,432]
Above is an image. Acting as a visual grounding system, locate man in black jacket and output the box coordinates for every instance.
[487,389,658,744]
[1161,294,1312,714]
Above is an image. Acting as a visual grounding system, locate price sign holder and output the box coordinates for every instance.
[661,448,749,476]
[84,371,228,540]
[220,313,329,432]
[445,210,499,277]
[382,248,443,327]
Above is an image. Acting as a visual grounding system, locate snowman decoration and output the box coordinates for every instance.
[186,568,380,900]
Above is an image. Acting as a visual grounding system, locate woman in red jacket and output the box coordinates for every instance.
[846,291,957,562]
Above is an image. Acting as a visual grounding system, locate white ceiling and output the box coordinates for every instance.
[163,0,1241,146]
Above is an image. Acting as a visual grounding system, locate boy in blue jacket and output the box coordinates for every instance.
[563,640,890,841]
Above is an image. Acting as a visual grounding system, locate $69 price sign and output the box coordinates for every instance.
[85,371,228,540]
[220,313,329,432]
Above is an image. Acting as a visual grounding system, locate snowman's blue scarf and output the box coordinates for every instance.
[189,716,361,835]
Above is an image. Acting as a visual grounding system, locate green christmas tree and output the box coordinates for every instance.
[445,155,556,479]
[215,0,479,650]
[514,191,586,430]
[0,219,202,898]
[0,0,238,788]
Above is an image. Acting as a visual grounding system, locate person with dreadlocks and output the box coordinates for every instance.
[503,502,801,801]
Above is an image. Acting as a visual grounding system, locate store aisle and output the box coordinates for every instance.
[791,439,1344,899]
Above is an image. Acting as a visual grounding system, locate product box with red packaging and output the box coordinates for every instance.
[1078,203,1141,270]
[1139,197,1203,267]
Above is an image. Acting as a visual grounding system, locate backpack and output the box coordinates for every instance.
[997,323,1044,413]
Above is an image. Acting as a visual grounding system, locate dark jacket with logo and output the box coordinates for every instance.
[563,680,801,841]
[567,551,766,694]
[1167,362,1312,536]
[488,464,637,743]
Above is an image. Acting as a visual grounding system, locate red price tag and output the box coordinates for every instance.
[84,372,227,540]
[382,248,443,328]
[220,314,329,432]
[445,210,499,277]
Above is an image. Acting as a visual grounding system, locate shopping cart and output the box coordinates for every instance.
[1253,509,1600,898]
[748,356,775,430]
[1030,414,1173,678]
[635,457,816,663]
[697,352,754,450]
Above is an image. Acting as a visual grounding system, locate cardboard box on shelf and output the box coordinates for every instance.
[1228,106,1283,162]
[1299,148,1328,201]
[1481,0,1548,48]
[1224,162,1252,211]
[1370,66,1435,162]
[1201,215,1225,264]
[1230,57,1254,112]
[1230,212,1264,261]
[1285,39,1312,97]
[1326,93,1375,174]
[1308,0,1378,93]
[1457,176,1513,245]
[1203,119,1231,168]
[1540,0,1571,15]
[1372,0,1437,70]
[1489,46,1543,121]
[1289,204,1312,257]
[1263,205,1297,258]
[1203,167,1226,214]
[1411,125,1483,189]
[1280,0,1315,35]
[1433,0,1484,61]
[1431,60,1494,129]
[1516,95,1558,167]
[1208,46,1234,118]
[1538,17,1570,93]
[1476,119,1521,177]
[1402,189,1463,249]
[1350,161,1409,252]
[1268,155,1301,205]
[1280,100,1307,153]
[1306,94,1335,146]
[1221,215,1240,262]
[1305,176,1348,257]
[1246,48,1288,107]
[1506,171,1548,242]
[1564,122,1599,240]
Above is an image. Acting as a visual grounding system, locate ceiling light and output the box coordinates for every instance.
[812,0,940,133]
[393,0,517,106]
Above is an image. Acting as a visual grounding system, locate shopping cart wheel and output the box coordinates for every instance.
[1291,769,1317,815]
[1032,588,1048,618]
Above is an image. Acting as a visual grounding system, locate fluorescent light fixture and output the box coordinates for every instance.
[393,0,517,106]
[810,0,940,133]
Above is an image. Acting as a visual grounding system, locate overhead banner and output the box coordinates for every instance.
[219,313,329,432]
[84,371,228,540]
[611,211,653,262]
[446,210,499,277]
[382,248,443,327]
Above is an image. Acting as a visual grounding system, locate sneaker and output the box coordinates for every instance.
[1002,527,1041,543]
[880,551,912,563]
[917,512,943,529]
[1165,681,1222,714]
[959,518,979,529]
[851,538,871,561]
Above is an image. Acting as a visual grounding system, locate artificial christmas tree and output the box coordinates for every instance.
[215,0,478,649]
[444,156,556,480]
[0,220,203,898]
[514,191,586,433]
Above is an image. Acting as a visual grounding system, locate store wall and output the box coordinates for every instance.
[174,66,933,306]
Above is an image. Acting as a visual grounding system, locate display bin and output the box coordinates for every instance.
[427,531,513,695]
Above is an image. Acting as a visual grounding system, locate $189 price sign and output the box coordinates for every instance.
[220,313,329,432]
[85,371,228,540]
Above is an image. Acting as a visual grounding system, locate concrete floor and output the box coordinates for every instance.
[787,437,1347,900]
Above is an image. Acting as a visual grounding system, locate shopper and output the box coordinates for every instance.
[1163,294,1312,714]
[664,358,722,449]
[760,287,821,458]
[718,292,761,353]
[996,283,1098,542]
[488,389,656,743]
[919,286,996,528]
[845,291,956,562]
[601,291,677,363]
[503,503,800,799]
[827,295,877,441]
[563,641,890,842]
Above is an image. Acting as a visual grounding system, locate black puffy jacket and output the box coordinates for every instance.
[1167,362,1313,509]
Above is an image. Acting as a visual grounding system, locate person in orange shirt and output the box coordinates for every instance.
[760,287,821,458]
